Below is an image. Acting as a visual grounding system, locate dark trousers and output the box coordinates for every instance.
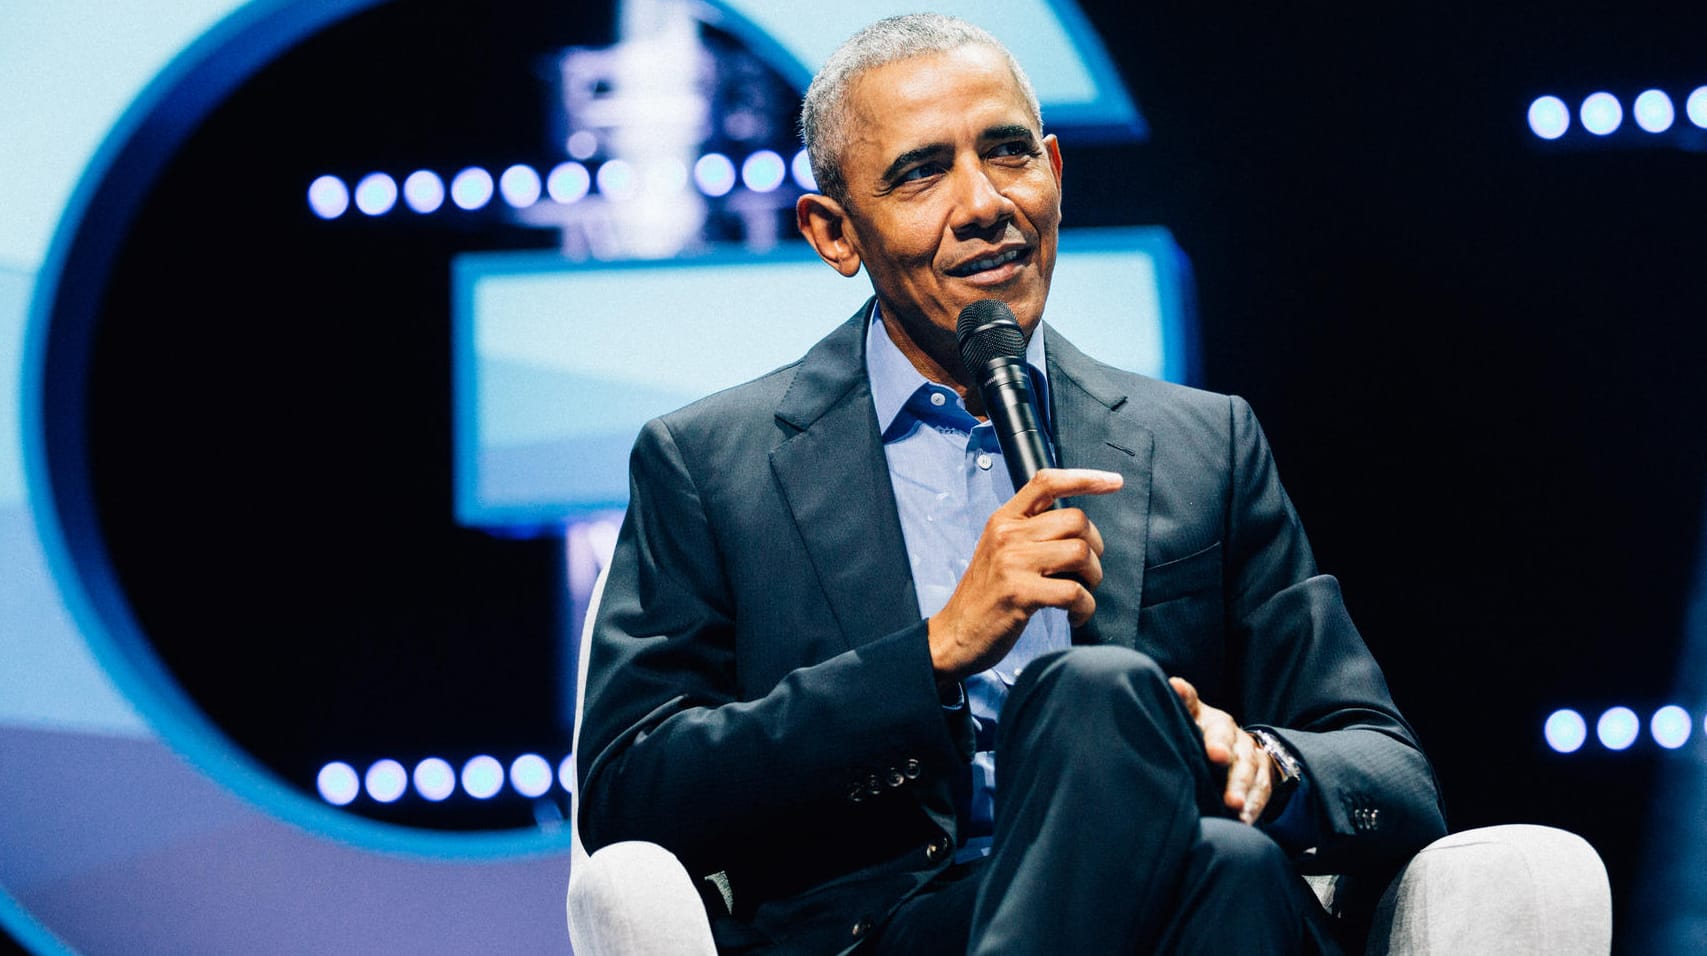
[866,646,1341,956]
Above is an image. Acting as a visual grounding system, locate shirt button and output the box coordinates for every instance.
[929,392,946,406]
[975,453,993,470]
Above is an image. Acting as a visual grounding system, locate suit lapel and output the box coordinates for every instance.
[770,304,921,648]
[1045,327,1155,650]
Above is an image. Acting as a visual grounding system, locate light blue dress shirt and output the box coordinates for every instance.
[864,304,1069,862]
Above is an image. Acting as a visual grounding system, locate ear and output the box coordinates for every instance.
[1043,133,1064,190]
[796,193,864,278]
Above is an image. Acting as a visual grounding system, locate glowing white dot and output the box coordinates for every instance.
[1651,705,1692,749]
[462,755,505,799]
[354,173,398,216]
[500,164,542,208]
[741,150,787,193]
[317,761,360,805]
[792,149,817,190]
[559,755,575,793]
[1597,706,1639,750]
[694,153,736,197]
[307,175,350,219]
[596,159,637,200]
[364,759,408,803]
[1580,93,1623,136]
[413,757,456,802]
[567,130,599,160]
[1687,87,1707,129]
[402,170,444,213]
[1543,709,1587,753]
[547,162,591,204]
[1527,96,1571,140]
[1633,89,1675,133]
[510,753,554,798]
[451,167,494,210]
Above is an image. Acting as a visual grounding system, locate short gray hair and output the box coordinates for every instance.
[799,13,1043,206]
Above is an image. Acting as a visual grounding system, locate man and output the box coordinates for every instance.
[576,14,1446,955]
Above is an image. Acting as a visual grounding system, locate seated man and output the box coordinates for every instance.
[576,13,1446,955]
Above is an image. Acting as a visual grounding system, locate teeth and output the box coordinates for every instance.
[953,248,1021,276]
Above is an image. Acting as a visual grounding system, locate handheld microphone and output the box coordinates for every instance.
[955,300,1056,497]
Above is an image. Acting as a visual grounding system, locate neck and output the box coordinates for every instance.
[877,300,989,418]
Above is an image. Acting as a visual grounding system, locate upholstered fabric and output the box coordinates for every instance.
[1365,824,1612,955]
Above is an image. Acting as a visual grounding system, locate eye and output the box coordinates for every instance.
[898,161,945,183]
[989,140,1037,159]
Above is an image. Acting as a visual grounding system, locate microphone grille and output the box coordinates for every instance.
[955,300,1026,374]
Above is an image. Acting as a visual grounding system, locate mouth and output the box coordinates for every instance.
[945,246,1029,279]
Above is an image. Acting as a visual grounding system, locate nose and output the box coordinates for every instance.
[950,163,1015,238]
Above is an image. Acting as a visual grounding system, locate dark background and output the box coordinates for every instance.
[69,1,1707,950]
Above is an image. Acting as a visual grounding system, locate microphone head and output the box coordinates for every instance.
[956,300,1026,376]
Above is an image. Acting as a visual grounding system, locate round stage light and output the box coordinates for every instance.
[461,755,504,799]
[1543,709,1587,753]
[1526,96,1570,140]
[1597,706,1639,750]
[354,173,398,216]
[412,757,456,802]
[694,153,736,197]
[547,162,591,204]
[1651,705,1692,749]
[568,129,599,160]
[316,761,360,805]
[1633,89,1675,133]
[509,754,554,798]
[1688,87,1707,129]
[402,170,444,214]
[307,175,350,219]
[364,759,408,803]
[742,150,786,193]
[792,149,817,191]
[1579,92,1623,136]
[596,159,637,200]
[559,755,575,794]
[450,167,494,210]
[500,164,542,208]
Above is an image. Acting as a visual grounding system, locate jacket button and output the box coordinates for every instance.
[886,768,906,788]
[903,758,922,779]
[925,837,950,862]
[866,774,883,796]
[852,918,872,939]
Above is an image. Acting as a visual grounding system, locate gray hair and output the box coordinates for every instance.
[799,13,1043,206]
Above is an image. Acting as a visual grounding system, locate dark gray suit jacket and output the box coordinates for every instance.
[577,303,1446,954]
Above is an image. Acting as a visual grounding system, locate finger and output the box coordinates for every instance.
[1009,468,1123,517]
[1224,730,1258,813]
[1240,750,1274,825]
[1026,536,1103,589]
[1168,677,1200,718]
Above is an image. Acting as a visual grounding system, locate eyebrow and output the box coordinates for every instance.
[877,124,1041,186]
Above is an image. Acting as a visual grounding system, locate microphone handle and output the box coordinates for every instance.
[977,360,1057,502]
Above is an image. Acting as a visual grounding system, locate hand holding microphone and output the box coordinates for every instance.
[925,301,1122,682]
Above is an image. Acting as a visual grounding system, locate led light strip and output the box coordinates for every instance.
[1528,86,1707,140]
[316,753,574,805]
[1543,705,1700,754]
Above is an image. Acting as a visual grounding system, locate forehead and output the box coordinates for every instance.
[842,45,1035,156]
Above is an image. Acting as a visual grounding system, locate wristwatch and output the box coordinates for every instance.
[1248,727,1303,821]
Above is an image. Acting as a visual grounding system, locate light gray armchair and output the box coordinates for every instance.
[565,569,1612,955]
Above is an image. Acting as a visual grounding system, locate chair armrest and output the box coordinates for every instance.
[567,841,718,956]
[1365,824,1611,955]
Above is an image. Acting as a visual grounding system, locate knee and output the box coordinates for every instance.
[1193,818,1293,885]
[1023,646,1169,701]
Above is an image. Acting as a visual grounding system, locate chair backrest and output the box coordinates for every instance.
[568,563,611,871]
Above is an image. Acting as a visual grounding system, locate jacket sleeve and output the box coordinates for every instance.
[1222,395,1448,873]
[574,416,967,879]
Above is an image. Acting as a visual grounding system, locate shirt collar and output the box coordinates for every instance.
[865,300,1052,439]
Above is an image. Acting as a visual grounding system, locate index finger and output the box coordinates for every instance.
[1009,468,1124,517]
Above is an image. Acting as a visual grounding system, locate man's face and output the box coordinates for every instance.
[832,44,1063,378]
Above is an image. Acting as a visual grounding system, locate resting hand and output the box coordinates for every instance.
[1169,676,1274,824]
[927,468,1122,682]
